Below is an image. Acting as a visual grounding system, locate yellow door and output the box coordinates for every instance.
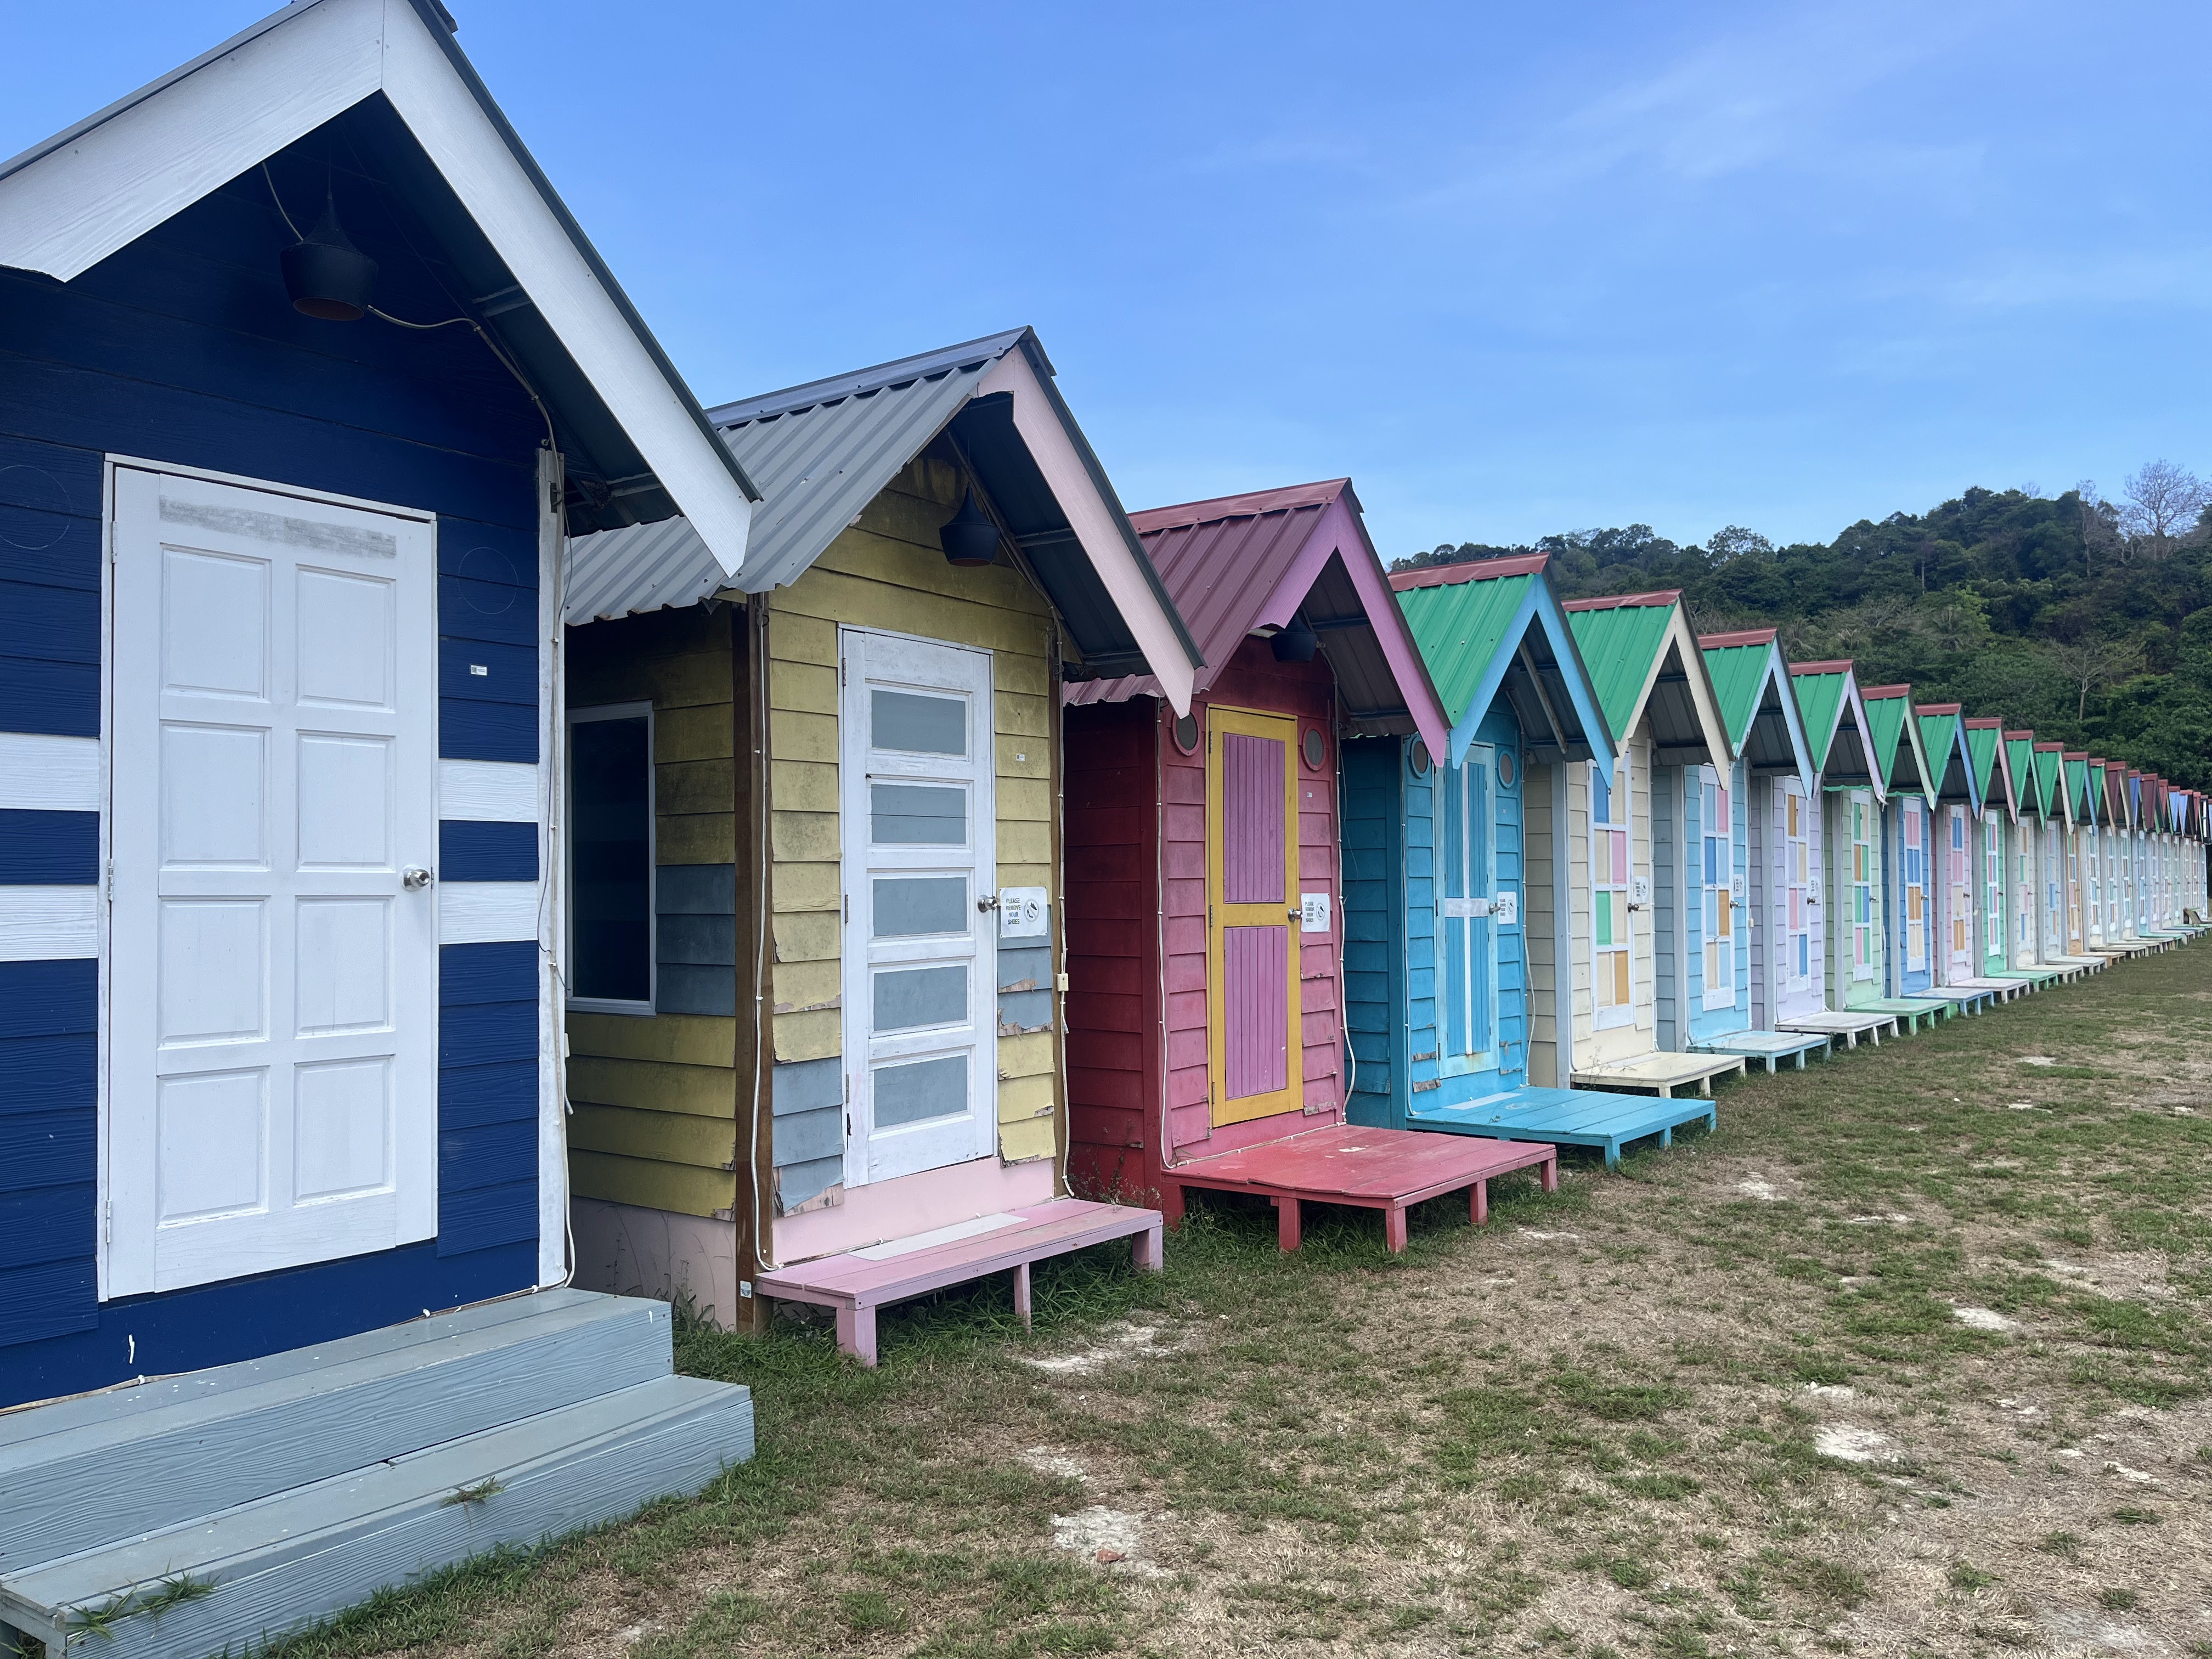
[1205,706,1302,1126]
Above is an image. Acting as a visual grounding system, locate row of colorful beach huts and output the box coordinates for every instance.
[0,8,2204,1654]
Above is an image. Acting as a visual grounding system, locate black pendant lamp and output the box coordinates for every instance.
[1271,615,1319,662]
[939,488,1001,567]
[281,185,379,321]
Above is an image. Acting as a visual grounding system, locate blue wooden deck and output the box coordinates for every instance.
[1692,1029,1833,1073]
[1409,1085,1717,1167]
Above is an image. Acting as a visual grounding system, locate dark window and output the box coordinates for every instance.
[571,712,652,1005]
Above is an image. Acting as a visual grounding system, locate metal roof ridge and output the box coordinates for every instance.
[1790,658,1853,674]
[1860,683,1911,697]
[1388,552,1549,591]
[1699,627,1776,647]
[1916,702,1962,715]
[1560,588,1680,612]
[1130,478,1351,534]
[707,328,1031,427]
[1963,716,2003,727]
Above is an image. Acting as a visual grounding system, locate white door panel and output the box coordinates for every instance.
[107,467,438,1296]
[839,629,996,1187]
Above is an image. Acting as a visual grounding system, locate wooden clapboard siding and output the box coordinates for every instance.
[764,455,1063,1210]
[563,605,749,1221]
[1338,736,1401,1126]
[1524,760,1560,1086]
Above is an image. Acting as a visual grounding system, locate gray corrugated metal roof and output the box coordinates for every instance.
[565,331,1023,622]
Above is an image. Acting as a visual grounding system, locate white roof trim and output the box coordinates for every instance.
[0,0,751,577]
[975,349,1195,716]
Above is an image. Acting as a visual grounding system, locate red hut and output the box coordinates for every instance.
[1061,482,1561,1250]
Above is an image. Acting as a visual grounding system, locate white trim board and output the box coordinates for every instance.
[0,734,101,811]
[440,881,545,945]
[439,759,541,823]
[0,0,752,577]
[0,887,99,961]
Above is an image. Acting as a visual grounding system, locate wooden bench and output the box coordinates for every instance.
[1169,1127,1558,1253]
[755,1199,1164,1367]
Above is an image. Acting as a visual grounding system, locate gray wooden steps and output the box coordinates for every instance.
[0,1289,669,1571]
[0,1375,753,1659]
[0,1291,752,1659]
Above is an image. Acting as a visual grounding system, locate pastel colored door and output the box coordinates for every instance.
[1982,812,2007,975]
[1441,746,1516,1084]
[1944,805,1973,982]
[106,467,439,1297]
[1779,778,1820,1018]
[1697,765,1734,1013]
[1206,707,1301,1126]
[838,628,997,1186]
[1590,757,1634,1030]
[1900,798,1929,989]
[1844,791,1879,1002]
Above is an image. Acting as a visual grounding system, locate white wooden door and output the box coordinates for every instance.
[839,629,997,1187]
[107,468,438,1296]
[1944,805,1973,980]
[1779,778,1812,1000]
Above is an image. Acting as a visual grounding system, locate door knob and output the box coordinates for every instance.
[403,866,435,891]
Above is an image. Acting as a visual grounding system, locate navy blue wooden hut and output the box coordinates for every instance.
[0,4,757,1649]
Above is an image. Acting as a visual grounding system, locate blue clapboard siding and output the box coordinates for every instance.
[438,943,539,1260]
[439,820,539,883]
[0,809,99,883]
[1340,738,1404,1130]
[0,155,552,1401]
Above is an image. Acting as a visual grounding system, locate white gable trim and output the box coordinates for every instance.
[977,349,1196,716]
[0,0,752,578]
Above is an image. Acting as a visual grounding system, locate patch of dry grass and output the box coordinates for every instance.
[270,947,2212,1659]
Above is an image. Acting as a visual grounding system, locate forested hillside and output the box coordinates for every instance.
[1393,466,2212,787]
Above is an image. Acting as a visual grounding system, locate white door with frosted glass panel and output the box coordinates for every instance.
[1440,747,1498,1075]
[1778,778,1821,1016]
[1698,765,1733,1011]
[1944,806,1973,980]
[1848,792,1877,983]
[2015,827,2036,966]
[106,468,439,1296]
[1903,801,1928,974]
[1590,758,1632,1029]
[839,629,996,1187]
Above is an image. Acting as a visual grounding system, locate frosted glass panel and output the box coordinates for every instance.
[874,877,968,938]
[870,690,966,756]
[872,783,966,845]
[873,1054,968,1127]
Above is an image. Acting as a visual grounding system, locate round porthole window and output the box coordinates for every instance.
[1409,738,1432,777]
[1303,728,1325,771]
[1497,749,1517,789]
[1172,713,1200,754]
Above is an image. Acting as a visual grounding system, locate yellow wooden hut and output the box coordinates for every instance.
[557,330,1199,1361]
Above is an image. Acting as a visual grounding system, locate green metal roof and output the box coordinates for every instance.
[1964,723,2007,814]
[1564,600,1677,742]
[1397,570,1539,726]
[1915,708,1972,804]
[1699,641,1770,752]
[1861,689,1936,803]
[2066,755,2092,822]
[1792,671,1848,770]
[2034,748,2066,822]
[2004,735,2041,818]
[2089,760,2109,827]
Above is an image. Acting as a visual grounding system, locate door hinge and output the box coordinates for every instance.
[843,893,849,923]
[102,1199,112,1244]
[844,1073,851,1105]
[840,658,848,686]
[104,861,114,900]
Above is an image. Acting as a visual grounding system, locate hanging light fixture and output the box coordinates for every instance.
[939,488,1001,567]
[1271,614,1319,662]
[280,184,379,321]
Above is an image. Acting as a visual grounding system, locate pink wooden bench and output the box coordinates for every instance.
[1167,1126,1559,1252]
[755,1198,1165,1366]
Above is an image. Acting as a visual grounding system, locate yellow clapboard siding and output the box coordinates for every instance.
[999,820,1049,865]
[566,1011,738,1066]
[772,958,840,1012]
[771,860,840,915]
[994,692,1051,738]
[997,1070,1054,1122]
[774,611,838,668]
[994,735,1049,780]
[571,1149,735,1220]
[770,658,838,716]
[656,702,733,764]
[997,1116,1056,1165]
[573,650,730,712]
[770,759,838,814]
[566,1054,736,1117]
[772,566,1049,658]
[570,1102,740,1169]
[657,813,735,866]
[770,708,837,765]
[773,909,840,963]
[774,1007,842,1063]
[815,529,1045,617]
[993,652,1048,697]
[772,809,839,863]
[997,1030,1054,1079]
[658,758,736,816]
[998,778,1051,823]
[998,862,1049,891]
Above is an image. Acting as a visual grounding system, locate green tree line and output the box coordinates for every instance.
[1393,466,2212,788]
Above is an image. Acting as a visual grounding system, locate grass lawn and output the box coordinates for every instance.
[278,946,2212,1659]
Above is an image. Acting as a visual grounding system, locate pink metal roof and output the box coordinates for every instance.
[1066,478,1451,758]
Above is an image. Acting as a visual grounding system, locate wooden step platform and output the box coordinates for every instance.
[1410,1085,1717,1168]
[1692,1029,1833,1073]
[756,1199,1163,1366]
[1926,985,2001,1013]
[1863,996,1953,1032]
[0,1292,750,1659]
[1990,968,2062,989]
[1778,1008,1900,1048]
[1168,1127,1558,1253]
[1570,1049,1747,1096]
[1949,975,2027,1002]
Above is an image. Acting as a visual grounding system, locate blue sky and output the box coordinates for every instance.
[10,2,2210,559]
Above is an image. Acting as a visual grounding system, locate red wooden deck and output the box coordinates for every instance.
[1165,1125,1558,1252]
[755,1199,1164,1366]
